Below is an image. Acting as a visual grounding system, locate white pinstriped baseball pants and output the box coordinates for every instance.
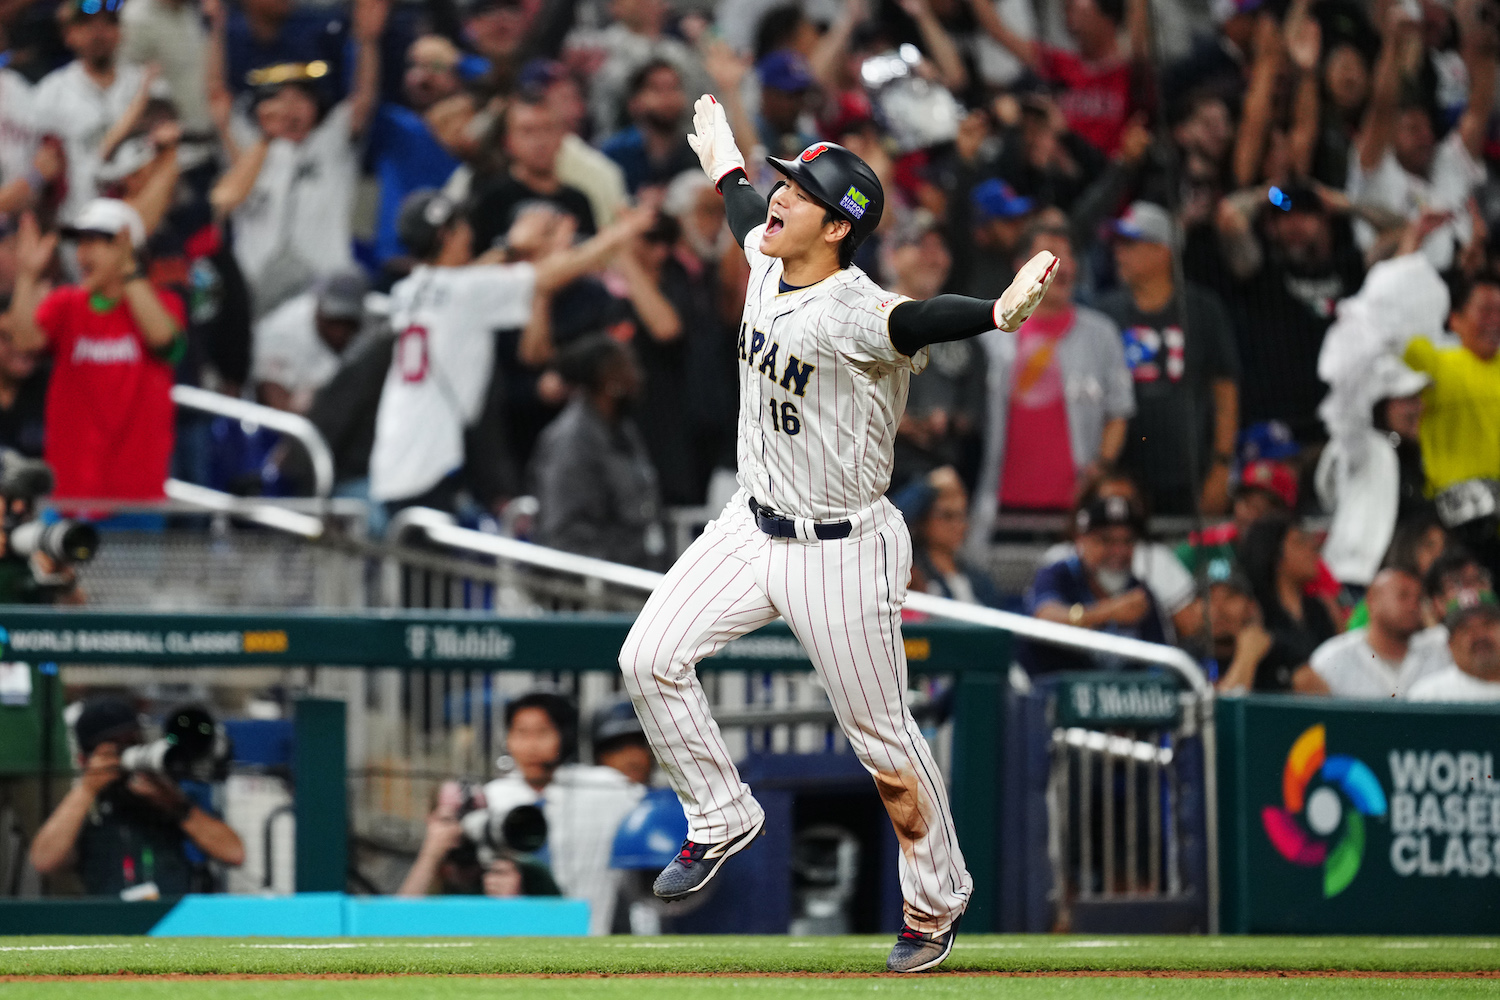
[619,489,973,933]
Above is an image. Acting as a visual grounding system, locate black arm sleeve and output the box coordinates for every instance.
[720,169,768,248]
[888,295,998,356]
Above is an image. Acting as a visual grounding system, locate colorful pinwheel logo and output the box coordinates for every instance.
[1261,724,1387,898]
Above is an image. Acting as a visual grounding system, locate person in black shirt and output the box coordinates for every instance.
[1207,183,1366,442]
[0,309,48,458]
[30,697,243,895]
[467,93,596,255]
[1233,512,1337,693]
[1098,201,1241,517]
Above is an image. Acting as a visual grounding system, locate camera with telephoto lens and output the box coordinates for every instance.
[0,450,99,566]
[120,705,232,782]
[439,779,548,860]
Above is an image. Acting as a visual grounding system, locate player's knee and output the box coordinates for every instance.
[617,633,655,693]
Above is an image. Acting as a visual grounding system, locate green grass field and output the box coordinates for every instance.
[1,935,1495,999]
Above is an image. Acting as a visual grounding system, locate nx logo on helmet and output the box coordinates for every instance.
[1262,724,1388,898]
[800,144,830,162]
[840,186,869,220]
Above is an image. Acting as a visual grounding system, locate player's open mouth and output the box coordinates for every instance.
[766,212,785,236]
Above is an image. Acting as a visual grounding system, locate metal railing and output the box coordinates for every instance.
[170,385,336,499]
[382,508,1219,931]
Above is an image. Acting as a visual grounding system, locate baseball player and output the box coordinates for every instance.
[618,95,1058,973]
[369,191,650,511]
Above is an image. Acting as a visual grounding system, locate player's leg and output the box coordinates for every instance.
[618,504,777,873]
[770,503,972,958]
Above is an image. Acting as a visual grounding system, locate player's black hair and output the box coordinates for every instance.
[822,206,858,269]
[626,57,680,100]
[505,692,579,764]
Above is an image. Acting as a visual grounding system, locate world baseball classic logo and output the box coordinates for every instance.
[1262,724,1388,898]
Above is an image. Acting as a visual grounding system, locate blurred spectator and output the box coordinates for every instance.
[1341,513,1449,631]
[957,178,1033,299]
[755,50,817,159]
[967,0,1149,156]
[1212,182,1366,442]
[367,35,464,268]
[971,224,1131,529]
[287,326,393,505]
[1024,493,1167,674]
[1310,567,1449,698]
[0,308,49,458]
[8,202,183,500]
[591,700,652,785]
[1041,473,1198,640]
[468,92,597,256]
[480,693,644,935]
[1425,546,1493,621]
[896,466,1001,608]
[1408,590,1500,702]
[252,270,369,413]
[1233,512,1336,693]
[32,0,152,225]
[120,0,211,137]
[1100,201,1240,517]
[572,0,710,138]
[889,218,985,491]
[1403,273,1500,574]
[369,192,647,514]
[522,59,629,227]
[1196,571,1276,692]
[211,0,387,316]
[1317,355,1431,590]
[601,58,697,195]
[394,784,560,899]
[532,335,663,568]
[1347,3,1494,270]
[220,0,348,100]
[30,696,243,893]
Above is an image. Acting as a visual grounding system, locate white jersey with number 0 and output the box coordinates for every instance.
[736,224,929,521]
[369,262,536,502]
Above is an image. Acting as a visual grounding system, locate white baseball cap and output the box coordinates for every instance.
[61,198,146,249]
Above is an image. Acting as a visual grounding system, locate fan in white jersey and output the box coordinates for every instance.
[369,188,652,510]
[618,94,1058,973]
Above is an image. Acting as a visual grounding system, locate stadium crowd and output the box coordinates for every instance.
[0,0,1488,703]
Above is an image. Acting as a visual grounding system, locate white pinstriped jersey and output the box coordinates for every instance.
[736,224,931,521]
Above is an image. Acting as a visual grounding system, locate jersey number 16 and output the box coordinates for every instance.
[767,399,801,436]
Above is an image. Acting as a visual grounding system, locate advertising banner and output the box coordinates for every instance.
[1218,695,1500,933]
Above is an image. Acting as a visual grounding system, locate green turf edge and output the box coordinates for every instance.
[0,935,1495,976]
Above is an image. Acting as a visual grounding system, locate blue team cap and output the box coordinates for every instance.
[757,51,814,93]
[971,179,1034,221]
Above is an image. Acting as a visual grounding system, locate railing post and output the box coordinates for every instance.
[949,656,1007,932]
[294,698,347,893]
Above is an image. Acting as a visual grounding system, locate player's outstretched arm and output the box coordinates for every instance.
[686,94,766,248]
[889,250,1059,356]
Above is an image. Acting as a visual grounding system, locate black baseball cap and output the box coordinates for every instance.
[1075,494,1145,536]
[396,189,460,259]
[74,696,139,754]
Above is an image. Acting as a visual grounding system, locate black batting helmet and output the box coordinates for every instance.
[396,188,460,260]
[766,141,884,246]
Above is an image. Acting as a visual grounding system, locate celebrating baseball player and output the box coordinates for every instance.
[618,95,1058,973]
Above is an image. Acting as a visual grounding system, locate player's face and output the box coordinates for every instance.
[761,178,848,262]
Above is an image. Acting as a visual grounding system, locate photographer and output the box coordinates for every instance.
[0,451,98,607]
[29,697,243,894]
[394,782,560,900]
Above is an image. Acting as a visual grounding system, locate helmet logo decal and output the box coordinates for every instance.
[801,144,830,162]
[839,186,869,220]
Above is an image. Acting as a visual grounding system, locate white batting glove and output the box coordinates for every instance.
[994,251,1060,332]
[686,94,746,189]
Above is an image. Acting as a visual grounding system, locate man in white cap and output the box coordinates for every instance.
[6,200,185,500]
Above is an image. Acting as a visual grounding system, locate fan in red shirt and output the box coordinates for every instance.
[967,0,1150,156]
[7,200,185,501]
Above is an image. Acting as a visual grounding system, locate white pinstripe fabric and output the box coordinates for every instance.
[619,492,973,933]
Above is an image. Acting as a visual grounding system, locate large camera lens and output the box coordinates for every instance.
[500,803,548,854]
[9,520,99,564]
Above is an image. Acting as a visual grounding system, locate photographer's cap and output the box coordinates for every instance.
[74,696,139,754]
[62,198,146,249]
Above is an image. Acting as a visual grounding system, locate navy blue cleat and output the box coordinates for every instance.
[651,815,765,900]
[886,922,957,973]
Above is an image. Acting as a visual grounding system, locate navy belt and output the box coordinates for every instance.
[749,497,852,541]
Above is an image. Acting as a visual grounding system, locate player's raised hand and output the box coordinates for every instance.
[686,94,746,189]
[994,250,1059,332]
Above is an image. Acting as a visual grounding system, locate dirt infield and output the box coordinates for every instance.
[3,970,1496,981]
